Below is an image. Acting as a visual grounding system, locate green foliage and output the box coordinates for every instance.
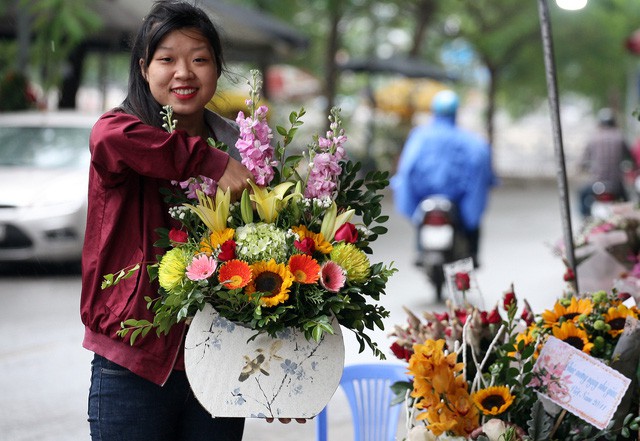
[21,0,101,91]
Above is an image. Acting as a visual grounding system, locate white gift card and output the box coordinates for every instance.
[531,336,630,430]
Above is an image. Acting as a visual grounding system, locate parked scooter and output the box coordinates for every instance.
[415,195,470,301]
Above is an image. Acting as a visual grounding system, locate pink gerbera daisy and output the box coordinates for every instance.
[185,254,217,281]
[319,261,346,292]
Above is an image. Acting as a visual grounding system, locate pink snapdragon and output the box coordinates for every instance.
[172,176,217,199]
[304,109,347,199]
[235,103,275,186]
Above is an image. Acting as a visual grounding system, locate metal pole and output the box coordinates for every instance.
[536,0,579,291]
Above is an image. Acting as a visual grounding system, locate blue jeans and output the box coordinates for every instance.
[88,354,245,441]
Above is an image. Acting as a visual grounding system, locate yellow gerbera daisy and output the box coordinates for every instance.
[552,321,594,354]
[541,296,593,328]
[245,259,295,307]
[291,225,333,254]
[200,227,235,255]
[604,304,636,337]
[218,259,252,289]
[288,254,320,284]
[472,385,514,416]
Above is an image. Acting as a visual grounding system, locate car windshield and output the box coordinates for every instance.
[0,126,90,168]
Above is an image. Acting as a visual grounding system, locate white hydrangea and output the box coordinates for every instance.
[234,223,289,263]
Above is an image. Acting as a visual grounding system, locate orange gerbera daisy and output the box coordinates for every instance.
[552,321,594,354]
[541,296,593,328]
[218,259,252,289]
[245,259,295,307]
[200,227,235,255]
[288,254,320,284]
[291,225,333,254]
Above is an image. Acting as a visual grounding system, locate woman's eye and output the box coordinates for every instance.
[194,57,208,63]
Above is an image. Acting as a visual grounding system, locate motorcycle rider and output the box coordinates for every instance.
[578,108,633,218]
[391,89,496,266]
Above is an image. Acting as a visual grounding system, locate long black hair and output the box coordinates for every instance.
[119,1,226,127]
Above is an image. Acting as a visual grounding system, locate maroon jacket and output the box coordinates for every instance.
[81,109,239,385]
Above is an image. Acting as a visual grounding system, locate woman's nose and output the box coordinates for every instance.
[174,60,194,79]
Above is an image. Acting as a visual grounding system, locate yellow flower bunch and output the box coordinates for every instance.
[408,339,479,437]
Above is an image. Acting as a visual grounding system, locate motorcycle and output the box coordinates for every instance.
[588,181,626,221]
[415,195,470,301]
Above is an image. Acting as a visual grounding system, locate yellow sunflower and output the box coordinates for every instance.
[604,304,637,337]
[291,225,333,254]
[472,385,514,416]
[245,259,295,307]
[552,321,594,354]
[541,296,593,328]
[200,227,235,255]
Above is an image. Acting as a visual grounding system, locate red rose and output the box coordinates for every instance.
[434,311,449,321]
[217,240,236,261]
[294,237,315,254]
[563,268,575,282]
[168,228,188,244]
[502,290,516,311]
[455,308,468,325]
[454,272,470,291]
[390,342,413,362]
[486,307,501,324]
[334,222,358,243]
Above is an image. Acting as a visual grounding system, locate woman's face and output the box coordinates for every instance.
[141,28,218,122]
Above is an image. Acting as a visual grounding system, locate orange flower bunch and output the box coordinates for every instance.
[408,339,479,437]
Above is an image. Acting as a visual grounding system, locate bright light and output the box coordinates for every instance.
[556,0,587,10]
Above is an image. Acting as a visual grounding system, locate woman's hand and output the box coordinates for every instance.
[218,157,253,201]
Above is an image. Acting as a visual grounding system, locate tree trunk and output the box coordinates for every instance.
[485,63,498,152]
[409,0,437,57]
[323,0,342,121]
[58,44,86,109]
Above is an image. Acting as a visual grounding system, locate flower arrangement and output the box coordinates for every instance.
[104,70,396,358]
[391,272,640,441]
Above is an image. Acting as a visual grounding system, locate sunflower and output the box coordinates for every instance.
[472,385,515,416]
[541,296,593,328]
[200,227,235,255]
[604,304,637,337]
[291,225,333,254]
[218,259,252,289]
[552,321,594,354]
[330,242,371,283]
[288,254,320,284]
[245,259,295,307]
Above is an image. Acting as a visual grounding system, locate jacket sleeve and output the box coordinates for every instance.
[89,111,230,186]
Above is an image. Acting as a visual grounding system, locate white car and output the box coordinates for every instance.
[0,111,99,264]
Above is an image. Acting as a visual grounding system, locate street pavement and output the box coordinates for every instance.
[0,178,572,441]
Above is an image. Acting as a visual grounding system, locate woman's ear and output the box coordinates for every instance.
[139,59,148,82]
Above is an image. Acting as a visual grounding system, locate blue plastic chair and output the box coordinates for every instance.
[316,363,408,441]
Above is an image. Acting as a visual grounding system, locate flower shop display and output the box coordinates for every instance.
[390,268,640,441]
[102,70,396,417]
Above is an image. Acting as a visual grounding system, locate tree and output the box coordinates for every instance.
[19,0,101,107]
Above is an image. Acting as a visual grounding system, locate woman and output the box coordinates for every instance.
[81,1,252,439]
